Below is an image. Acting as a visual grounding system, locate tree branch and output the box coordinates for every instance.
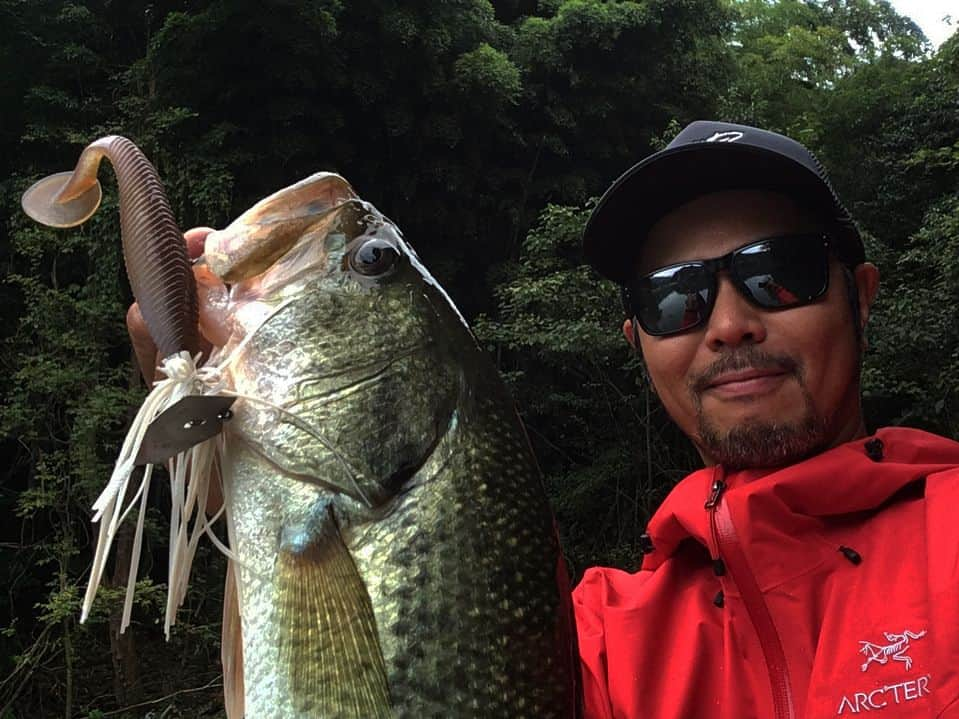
[99,676,223,717]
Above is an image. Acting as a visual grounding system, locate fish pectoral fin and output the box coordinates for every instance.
[221,560,245,719]
[276,515,392,717]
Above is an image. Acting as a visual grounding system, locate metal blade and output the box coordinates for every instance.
[135,395,237,465]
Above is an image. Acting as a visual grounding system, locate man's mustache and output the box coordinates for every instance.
[690,347,801,395]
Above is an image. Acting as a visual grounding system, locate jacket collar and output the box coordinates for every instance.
[642,427,959,571]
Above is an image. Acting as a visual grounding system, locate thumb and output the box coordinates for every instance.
[184,226,216,260]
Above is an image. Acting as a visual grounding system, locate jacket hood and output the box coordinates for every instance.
[642,427,959,573]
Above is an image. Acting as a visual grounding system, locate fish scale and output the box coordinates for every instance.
[202,177,579,717]
[348,398,568,716]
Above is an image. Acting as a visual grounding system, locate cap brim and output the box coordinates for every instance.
[583,143,851,283]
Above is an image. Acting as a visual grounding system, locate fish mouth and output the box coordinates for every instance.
[204,173,357,283]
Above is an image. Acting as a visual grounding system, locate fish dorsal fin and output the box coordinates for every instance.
[221,560,245,719]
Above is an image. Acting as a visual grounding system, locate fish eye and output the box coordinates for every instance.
[348,238,400,277]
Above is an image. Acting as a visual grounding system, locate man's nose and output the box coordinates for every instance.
[703,273,767,350]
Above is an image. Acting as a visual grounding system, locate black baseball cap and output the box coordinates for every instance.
[582,120,864,283]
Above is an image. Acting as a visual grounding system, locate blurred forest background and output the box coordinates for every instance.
[0,0,956,715]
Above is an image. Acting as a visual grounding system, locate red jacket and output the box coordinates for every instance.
[574,428,959,718]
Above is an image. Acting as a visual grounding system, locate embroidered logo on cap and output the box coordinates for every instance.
[859,629,926,672]
[704,131,744,143]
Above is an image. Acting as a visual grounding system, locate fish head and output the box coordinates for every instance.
[207,177,491,507]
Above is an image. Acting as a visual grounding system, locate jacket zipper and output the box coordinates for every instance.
[707,467,796,719]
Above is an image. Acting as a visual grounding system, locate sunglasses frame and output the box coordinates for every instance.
[622,234,833,337]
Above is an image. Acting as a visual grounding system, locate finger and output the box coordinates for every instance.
[195,263,233,348]
[128,229,220,379]
[184,227,216,261]
[126,303,161,383]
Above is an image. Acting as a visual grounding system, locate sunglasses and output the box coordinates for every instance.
[622,234,833,336]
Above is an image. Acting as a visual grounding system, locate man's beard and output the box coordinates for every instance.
[690,347,831,471]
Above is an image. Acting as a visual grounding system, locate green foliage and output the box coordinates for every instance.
[815,36,959,432]
[511,0,733,203]
[0,1,227,715]
[866,196,959,434]
[721,0,928,139]
[454,43,522,103]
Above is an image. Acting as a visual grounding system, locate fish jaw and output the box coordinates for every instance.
[205,173,357,284]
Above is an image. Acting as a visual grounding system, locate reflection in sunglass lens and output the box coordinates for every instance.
[735,241,828,308]
[629,235,832,336]
[636,263,712,335]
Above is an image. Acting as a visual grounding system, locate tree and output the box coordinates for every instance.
[850,35,959,433]
[721,0,928,141]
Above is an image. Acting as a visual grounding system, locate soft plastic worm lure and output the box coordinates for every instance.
[22,135,198,358]
[22,136,226,635]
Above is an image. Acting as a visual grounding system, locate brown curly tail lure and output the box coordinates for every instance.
[22,137,230,635]
[21,135,198,359]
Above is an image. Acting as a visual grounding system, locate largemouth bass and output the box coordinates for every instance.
[23,142,580,717]
[202,173,580,717]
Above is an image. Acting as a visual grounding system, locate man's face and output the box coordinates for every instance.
[627,190,879,469]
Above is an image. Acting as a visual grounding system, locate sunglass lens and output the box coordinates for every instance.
[636,263,712,334]
[735,240,828,308]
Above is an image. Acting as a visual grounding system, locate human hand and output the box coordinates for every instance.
[125,227,231,512]
[126,227,232,383]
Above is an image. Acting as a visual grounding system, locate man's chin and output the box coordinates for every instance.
[697,414,830,471]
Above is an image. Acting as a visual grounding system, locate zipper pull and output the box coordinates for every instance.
[704,477,726,509]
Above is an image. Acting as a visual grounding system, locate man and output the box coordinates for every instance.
[574,120,959,718]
